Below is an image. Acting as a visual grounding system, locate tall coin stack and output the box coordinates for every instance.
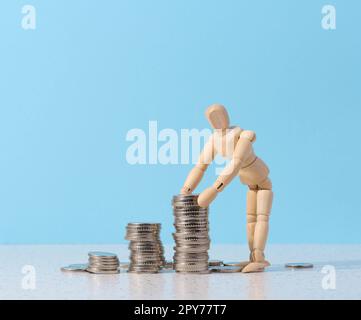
[126,223,165,273]
[172,194,210,273]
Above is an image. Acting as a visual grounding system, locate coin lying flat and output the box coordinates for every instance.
[223,261,248,267]
[162,261,174,269]
[210,266,243,273]
[61,264,88,272]
[88,251,118,258]
[208,260,223,267]
[86,268,120,274]
[285,262,314,269]
[118,262,129,269]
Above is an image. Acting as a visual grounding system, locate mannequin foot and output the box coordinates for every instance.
[242,250,270,273]
[241,261,268,273]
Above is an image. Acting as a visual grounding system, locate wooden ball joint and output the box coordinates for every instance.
[180,104,273,273]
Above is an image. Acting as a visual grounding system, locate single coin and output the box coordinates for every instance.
[208,260,224,267]
[88,258,119,264]
[88,251,117,258]
[118,262,129,269]
[87,264,119,270]
[285,262,314,269]
[86,268,120,274]
[61,264,88,272]
[162,261,174,269]
[127,222,161,226]
[210,266,242,273]
[223,261,245,267]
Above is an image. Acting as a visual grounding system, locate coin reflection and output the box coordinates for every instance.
[128,273,165,299]
[173,273,210,299]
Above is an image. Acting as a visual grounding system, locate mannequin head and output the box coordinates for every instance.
[205,104,230,129]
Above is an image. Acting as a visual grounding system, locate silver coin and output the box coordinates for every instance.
[173,232,209,237]
[88,251,117,258]
[128,264,161,269]
[88,264,119,270]
[88,258,119,264]
[89,255,119,260]
[116,262,128,268]
[175,268,209,273]
[127,222,161,227]
[175,230,209,235]
[174,258,208,263]
[130,260,163,267]
[162,261,174,269]
[211,265,242,273]
[130,251,162,255]
[130,255,163,260]
[174,247,210,253]
[129,243,161,248]
[174,255,208,261]
[174,219,208,225]
[88,259,119,264]
[175,224,209,229]
[86,268,120,274]
[61,263,88,272]
[223,261,246,267]
[88,261,119,266]
[173,209,205,213]
[285,262,314,269]
[126,231,159,236]
[174,240,210,246]
[174,263,209,268]
[129,244,161,248]
[208,260,224,267]
[174,209,208,213]
[127,233,160,237]
[173,194,199,200]
[126,237,159,241]
[127,231,160,235]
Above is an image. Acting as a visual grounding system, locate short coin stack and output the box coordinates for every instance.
[172,194,210,273]
[86,251,120,274]
[126,223,165,273]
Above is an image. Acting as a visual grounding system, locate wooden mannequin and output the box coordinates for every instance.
[180,104,273,273]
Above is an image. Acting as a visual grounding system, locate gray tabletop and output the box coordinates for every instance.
[1,244,360,300]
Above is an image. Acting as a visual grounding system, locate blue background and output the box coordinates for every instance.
[0,1,360,244]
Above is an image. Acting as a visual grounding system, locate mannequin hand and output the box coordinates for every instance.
[198,186,218,208]
[180,186,192,195]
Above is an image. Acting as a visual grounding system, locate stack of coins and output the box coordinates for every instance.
[172,194,210,273]
[126,223,165,273]
[86,251,120,274]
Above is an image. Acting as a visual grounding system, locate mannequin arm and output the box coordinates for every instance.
[180,135,215,194]
[197,131,255,207]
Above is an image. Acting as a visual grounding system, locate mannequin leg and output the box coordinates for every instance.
[235,188,258,269]
[242,179,273,273]
[246,189,257,257]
